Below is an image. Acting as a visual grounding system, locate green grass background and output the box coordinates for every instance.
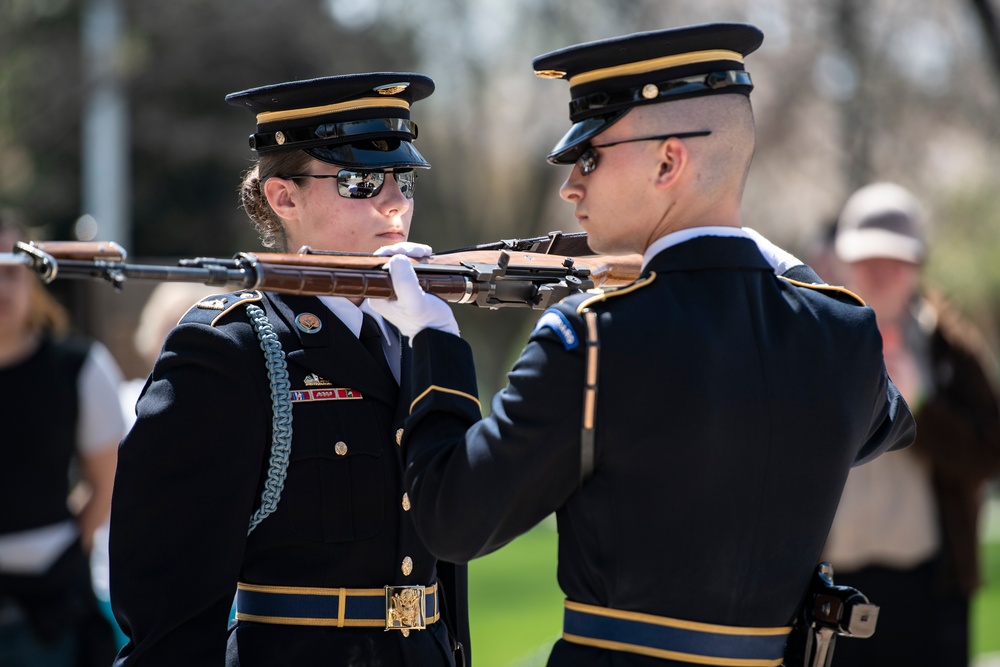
[467,495,1000,667]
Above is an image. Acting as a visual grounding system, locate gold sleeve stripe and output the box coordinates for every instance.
[563,600,791,635]
[576,272,657,314]
[778,276,866,306]
[410,384,482,414]
[569,50,744,87]
[256,97,410,124]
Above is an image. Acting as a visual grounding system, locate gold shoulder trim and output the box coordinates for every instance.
[778,277,866,306]
[575,272,657,314]
[410,384,482,415]
[209,290,264,326]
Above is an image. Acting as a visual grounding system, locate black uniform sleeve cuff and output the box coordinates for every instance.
[408,328,482,421]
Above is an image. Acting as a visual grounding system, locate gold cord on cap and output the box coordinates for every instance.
[568,49,744,87]
[256,97,410,125]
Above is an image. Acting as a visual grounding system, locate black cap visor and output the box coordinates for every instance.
[546,109,629,164]
[306,139,430,170]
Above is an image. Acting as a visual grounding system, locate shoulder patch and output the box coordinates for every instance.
[532,309,580,350]
[779,277,866,307]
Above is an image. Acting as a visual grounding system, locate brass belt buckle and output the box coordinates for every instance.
[385,585,426,635]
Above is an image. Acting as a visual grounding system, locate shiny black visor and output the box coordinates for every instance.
[546,111,629,164]
[306,139,430,170]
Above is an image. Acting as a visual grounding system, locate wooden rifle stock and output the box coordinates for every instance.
[4,241,642,310]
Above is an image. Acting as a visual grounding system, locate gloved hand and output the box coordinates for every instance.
[742,227,803,275]
[369,254,461,342]
[373,241,434,259]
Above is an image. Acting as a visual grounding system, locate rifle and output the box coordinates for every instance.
[783,563,879,667]
[1,232,641,310]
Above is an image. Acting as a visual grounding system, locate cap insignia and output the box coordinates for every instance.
[374,82,410,95]
[534,69,567,79]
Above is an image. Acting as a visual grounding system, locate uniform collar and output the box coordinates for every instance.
[318,296,395,342]
[642,226,749,270]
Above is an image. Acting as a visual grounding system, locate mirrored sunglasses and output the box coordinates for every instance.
[576,131,712,176]
[285,169,417,199]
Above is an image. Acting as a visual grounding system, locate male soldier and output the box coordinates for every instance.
[372,23,916,666]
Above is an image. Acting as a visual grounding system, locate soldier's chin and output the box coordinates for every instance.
[585,232,629,257]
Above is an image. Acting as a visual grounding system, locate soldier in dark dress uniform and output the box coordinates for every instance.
[108,73,469,667]
[370,24,917,667]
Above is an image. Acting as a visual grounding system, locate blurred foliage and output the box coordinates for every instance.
[927,185,1000,351]
[2,0,1000,389]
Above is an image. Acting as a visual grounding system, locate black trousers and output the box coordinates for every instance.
[829,557,969,667]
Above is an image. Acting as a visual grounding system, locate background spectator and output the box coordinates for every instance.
[823,182,1000,666]
[0,212,126,667]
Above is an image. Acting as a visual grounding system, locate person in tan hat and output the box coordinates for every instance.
[371,24,916,667]
[824,182,1000,667]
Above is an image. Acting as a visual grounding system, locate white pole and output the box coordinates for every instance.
[81,0,129,246]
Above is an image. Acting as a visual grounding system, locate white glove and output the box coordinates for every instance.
[369,254,460,342]
[373,241,434,259]
[742,227,803,275]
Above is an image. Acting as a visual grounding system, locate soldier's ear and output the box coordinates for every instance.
[263,177,301,221]
[653,138,688,188]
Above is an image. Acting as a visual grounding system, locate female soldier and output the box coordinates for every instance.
[108,73,468,667]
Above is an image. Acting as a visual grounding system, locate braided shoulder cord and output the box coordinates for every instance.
[245,303,293,535]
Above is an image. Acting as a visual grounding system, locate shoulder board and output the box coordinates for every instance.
[779,277,866,306]
[574,272,657,314]
[180,290,265,327]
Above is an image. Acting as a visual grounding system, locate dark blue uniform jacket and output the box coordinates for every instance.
[400,235,915,666]
[110,291,468,667]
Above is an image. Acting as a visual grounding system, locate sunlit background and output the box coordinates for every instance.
[2,1,999,664]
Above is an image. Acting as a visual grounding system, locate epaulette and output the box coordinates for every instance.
[778,277,866,307]
[574,273,657,314]
[180,290,265,327]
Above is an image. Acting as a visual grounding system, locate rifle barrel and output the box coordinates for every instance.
[254,264,479,303]
[6,241,643,309]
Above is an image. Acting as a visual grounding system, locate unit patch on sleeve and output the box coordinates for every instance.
[532,309,579,351]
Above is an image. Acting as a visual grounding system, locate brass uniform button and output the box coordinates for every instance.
[395,428,404,445]
[335,441,348,456]
[401,556,413,576]
[401,493,411,511]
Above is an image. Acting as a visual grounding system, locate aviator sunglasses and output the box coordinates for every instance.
[576,131,712,176]
[285,169,417,199]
